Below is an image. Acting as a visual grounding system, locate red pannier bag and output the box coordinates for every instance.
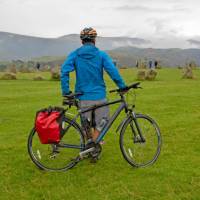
[35,107,65,144]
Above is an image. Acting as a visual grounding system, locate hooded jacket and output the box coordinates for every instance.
[61,43,126,100]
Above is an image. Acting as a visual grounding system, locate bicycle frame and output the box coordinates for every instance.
[95,100,126,143]
[64,94,145,146]
[92,97,145,143]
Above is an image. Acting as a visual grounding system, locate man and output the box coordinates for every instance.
[61,27,126,143]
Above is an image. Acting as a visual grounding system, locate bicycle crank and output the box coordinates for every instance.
[79,147,95,159]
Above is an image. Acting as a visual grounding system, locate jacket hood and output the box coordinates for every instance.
[77,43,99,59]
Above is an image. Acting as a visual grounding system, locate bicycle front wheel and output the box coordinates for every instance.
[28,117,85,171]
[120,114,162,167]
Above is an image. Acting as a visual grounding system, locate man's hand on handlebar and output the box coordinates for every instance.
[62,91,83,106]
[63,92,74,106]
[109,82,142,95]
[119,86,129,95]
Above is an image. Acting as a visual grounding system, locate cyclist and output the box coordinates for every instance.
[61,27,127,144]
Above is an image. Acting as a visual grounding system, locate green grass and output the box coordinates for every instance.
[0,68,200,200]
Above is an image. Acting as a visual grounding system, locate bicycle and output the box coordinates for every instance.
[27,82,162,171]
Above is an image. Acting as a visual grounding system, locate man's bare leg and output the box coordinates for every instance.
[92,129,100,141]
[92,129,105,145]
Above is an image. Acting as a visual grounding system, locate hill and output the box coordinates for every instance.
[0,31,200,67]
[0,31,149,61]
[108,47,200,67]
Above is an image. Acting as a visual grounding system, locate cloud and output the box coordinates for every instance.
[95,25,119,30]
[187,39,200,46]
[115,5,188,13]
[146,17,183,37]
[0,0,7,4]
[0,0,199,49]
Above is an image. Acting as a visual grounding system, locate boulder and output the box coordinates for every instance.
[146,69,157,80]
[137,70,146,80]
[51,66,60,80]
[0,73,17,80]
[182,66,194,79]
[33,75,44,81]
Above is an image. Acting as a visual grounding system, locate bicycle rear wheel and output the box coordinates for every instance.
[28,117,85,171]
[120,114,161,167]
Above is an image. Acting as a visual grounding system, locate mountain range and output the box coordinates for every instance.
[0,31,200,67]
[0,31,149,60]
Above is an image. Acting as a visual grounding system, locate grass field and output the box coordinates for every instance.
[0,68,200,200]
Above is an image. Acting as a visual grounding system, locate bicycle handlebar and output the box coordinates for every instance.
[63,92,83,106]
[63,82,141,103]
[109,82,141,94]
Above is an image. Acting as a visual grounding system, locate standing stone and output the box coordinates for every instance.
[182,66,194,79]
[146,69,157,80]
[1,72,17,80]
[137,70,146,80]
[51,65,60,80]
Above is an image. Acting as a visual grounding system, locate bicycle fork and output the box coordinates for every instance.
[130,112,146,143]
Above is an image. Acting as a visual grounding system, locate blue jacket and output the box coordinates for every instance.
[61,43,126,100]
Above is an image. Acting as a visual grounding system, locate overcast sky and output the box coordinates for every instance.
[0,0,200,48]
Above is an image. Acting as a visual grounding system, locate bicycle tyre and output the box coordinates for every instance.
[27,117,85,171]
[120,114,162,167]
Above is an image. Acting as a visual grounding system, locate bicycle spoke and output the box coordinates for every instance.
[28,117,85,171]
[120,114,161,167]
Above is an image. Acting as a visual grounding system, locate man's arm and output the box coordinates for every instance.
[101,52,126,89]
[60,51,76,95]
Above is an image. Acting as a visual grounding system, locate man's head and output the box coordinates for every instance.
[80,27,97,44]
